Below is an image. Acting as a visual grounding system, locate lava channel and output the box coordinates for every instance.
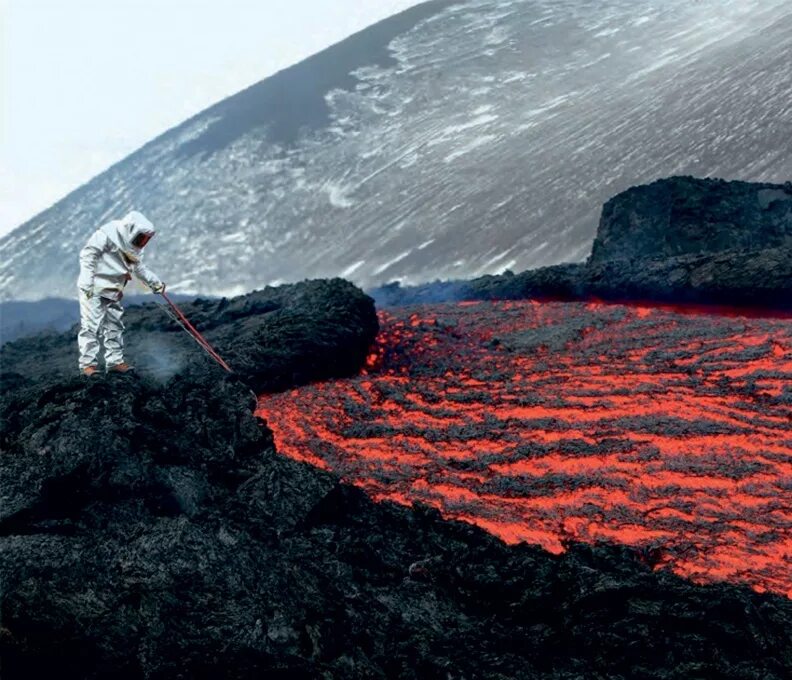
[256,300,792,598]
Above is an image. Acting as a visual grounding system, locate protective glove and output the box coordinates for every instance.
[150,281,166,294]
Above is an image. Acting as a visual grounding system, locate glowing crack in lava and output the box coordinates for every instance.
[256,300,792,597]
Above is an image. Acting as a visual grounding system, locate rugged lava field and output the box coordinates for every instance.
[4,281,792,677]
[257,299,792,598]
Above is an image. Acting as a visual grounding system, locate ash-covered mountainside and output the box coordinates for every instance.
[2,279,791,678]
[371,176,792,308]
[2,0,792,300]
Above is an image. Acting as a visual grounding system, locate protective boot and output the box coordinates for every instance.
[82,365,101,377]
[107,362,134,374]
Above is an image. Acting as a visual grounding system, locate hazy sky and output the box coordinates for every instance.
[0,0,422,238]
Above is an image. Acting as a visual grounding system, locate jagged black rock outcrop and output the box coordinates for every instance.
[368,176,792,309]
[2,280,791,678]
[589,176,792,264]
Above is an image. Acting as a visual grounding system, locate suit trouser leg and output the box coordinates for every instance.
[103,298,125,367]
[77,291,106,369]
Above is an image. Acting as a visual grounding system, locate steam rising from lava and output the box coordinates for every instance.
[257,300,792,597]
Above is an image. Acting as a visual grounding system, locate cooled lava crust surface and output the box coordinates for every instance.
[257,299,792,598]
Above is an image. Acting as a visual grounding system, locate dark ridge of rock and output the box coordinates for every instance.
[463,262,589,302]
[460,245,792,308]
[368,264,588,308]
[2,370,791,679]
[0,297,79,345]
[589,175,792,264]
[367,176,792,309]
[0,293,205,346]
[585,245,792,307]
[0,277,379,393]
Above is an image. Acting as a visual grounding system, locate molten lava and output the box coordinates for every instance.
[256,300,792,598]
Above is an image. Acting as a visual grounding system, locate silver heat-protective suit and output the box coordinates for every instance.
[76,211,164,369]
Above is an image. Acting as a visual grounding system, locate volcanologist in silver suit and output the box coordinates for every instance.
[76,211,165,376]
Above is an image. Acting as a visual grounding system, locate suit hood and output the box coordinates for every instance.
[102,211,156,263]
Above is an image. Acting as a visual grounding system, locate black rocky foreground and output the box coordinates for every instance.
[1,279,791,679]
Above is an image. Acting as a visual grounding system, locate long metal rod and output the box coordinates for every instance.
[161,297,232,373]
[157,292,233,373]
[156,298,218,362]
[156,300,227,369]
[161,292,232,372]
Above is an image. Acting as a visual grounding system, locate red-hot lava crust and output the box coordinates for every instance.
[256,300,792,597]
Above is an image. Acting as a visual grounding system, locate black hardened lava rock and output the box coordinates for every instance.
[582,176,792,307]
[448,244,792,308]
[585,245,792,307]
[589,176,792,264]
[2,281,791,678]
[0,277,379,392]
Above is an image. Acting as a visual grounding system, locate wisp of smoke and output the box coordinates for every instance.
[367,279,473,307]
[137,335,186,382]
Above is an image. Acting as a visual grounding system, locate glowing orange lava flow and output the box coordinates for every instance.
[255,300,792,598]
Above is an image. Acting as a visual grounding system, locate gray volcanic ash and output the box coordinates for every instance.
[2,1,791,299]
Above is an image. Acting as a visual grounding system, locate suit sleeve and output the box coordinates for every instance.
[132,260,163,290]
[77,230,107,290]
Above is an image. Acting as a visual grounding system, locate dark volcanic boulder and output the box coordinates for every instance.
[0,277,379,393]
[582,176,792,307]
[589,175,792,264]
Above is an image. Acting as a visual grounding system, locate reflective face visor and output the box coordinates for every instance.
[131,232,153,248]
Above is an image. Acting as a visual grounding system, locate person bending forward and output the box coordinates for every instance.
[76,210,165,376]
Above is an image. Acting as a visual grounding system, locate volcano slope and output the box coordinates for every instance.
[1,280,791,678]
